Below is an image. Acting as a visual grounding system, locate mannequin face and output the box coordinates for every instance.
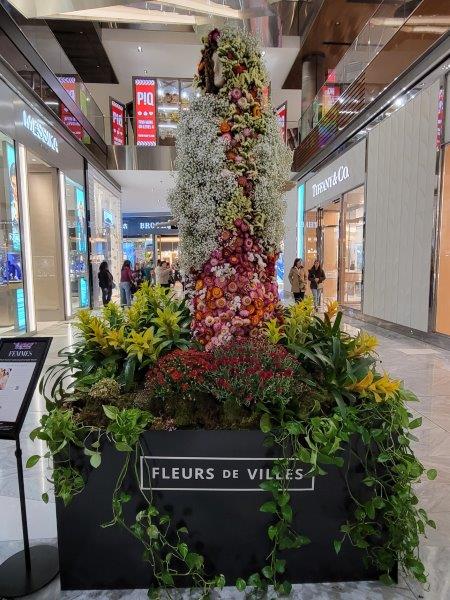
[212,50,225,88]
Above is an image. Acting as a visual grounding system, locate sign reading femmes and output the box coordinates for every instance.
[133,77,157,146]
[140,456,315,492]
[0,338,51,439]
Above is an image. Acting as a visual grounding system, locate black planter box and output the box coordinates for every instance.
[56,430,381,590]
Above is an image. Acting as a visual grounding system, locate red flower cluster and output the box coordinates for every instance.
[146,341,301,408]
[146,349,214,397]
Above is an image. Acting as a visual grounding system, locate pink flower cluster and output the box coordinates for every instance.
[191,220,278,349]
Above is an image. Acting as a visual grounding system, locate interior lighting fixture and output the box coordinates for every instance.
[137,45,143,52]
[58,171,73,320]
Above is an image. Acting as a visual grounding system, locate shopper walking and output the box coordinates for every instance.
[289,258,307,302]
[159,261,172,288]
[120,260,134,307]
[308,259,326,310]
[98,261,114,306]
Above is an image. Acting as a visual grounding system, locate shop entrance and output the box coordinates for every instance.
[304,185,365,310]
[319,201,341,304]
[26,151,65,325]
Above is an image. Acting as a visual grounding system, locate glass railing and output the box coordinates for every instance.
[299,0,417,141]
[18,23,106,140]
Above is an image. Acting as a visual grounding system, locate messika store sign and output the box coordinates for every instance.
[305,140,366,209]
[22,110,59,153]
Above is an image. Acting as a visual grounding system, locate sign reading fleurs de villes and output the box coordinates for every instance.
[133,77,157,146]
[0,338,51,438]
[140,456,315,492]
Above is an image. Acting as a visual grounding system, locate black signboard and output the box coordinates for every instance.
[0,337,52,440]
[122,215,178,237]
[140,456,315,491]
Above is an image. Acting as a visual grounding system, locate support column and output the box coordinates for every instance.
[301,53,325,115]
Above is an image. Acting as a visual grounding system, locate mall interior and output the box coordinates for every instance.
[0,0,450,598]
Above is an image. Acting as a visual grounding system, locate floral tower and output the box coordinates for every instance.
[168,27,292,349]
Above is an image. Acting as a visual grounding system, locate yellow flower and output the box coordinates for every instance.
[349,331,378,358]
[325,300,339,319]
[264,318,285,344]
[106,327,127,350]
[124,328,162,363]
[346,371,401,403]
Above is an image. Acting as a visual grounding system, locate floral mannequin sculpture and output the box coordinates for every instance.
[169,28,292,349]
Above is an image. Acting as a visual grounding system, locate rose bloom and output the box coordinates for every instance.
[222,230,231,241]
[210,258,218,267]
[242,296,252,306]
[216,297,226,308]
[220,121,231,133]
[228,281,238,293]
[244,238,253,249]
[205,315,215,326]
[230,88,242,101]
[230,256,239,265]
[195,279,204,290]
[237,97,248,109]
[221,132,232,144]
[212,286,223,299]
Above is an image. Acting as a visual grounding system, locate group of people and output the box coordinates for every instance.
[288,258,326,310]
[98,259,181,308]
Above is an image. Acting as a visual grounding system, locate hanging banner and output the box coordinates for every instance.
[58,76,83,140]
[109,97,126,145]
[276,102,287,144]
[133,76,157,146]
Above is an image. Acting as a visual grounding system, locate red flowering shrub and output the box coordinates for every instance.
[146,348,214,398]
[206,339,302,406]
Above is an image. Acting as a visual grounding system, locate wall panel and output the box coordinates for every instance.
[363,81,439,332]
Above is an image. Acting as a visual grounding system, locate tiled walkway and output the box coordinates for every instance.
[0,319,449,599]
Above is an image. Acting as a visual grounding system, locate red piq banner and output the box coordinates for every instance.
[109,97,126,145]
[133,77,157,146]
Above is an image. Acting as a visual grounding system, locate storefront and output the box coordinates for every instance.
[87,166,122,308]
[0,76,90,333]
[299,140,366,310]
[122,214,179,269]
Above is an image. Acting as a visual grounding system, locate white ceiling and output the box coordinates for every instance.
[109,170,175,213]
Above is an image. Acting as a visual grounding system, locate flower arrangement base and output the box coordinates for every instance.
[56,430,386,590]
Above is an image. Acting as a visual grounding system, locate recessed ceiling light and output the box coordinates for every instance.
[144,69,148,74]
[137,46,143,52]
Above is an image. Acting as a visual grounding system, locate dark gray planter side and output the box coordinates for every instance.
[56,430,381,590]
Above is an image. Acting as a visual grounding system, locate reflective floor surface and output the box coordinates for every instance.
[0,319,449,599]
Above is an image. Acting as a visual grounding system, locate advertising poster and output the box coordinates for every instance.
[276,102,287,144]
[133,77,157,146]
[0,339,51,433]
[58,76,84,140]
[109,98,126,145]
[5,142,20,252]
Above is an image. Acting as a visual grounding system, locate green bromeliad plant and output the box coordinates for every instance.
[28,293,437,598]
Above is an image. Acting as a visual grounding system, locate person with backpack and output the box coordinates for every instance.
[98,261,114,306]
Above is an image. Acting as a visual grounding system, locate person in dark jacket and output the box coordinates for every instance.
[308,259,326,310]
[120,260,135,307]
[98,261,114,306]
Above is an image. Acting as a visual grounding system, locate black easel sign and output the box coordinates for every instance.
[0,337,52,440]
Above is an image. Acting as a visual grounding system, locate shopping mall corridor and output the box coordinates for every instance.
[0,320,449,600]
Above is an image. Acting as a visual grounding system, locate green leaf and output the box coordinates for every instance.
[103,405,119,420]
[281,504,293,523]
[147,524,159,540]
[334,539,342,555]
[268,525,278,540]
[260,501,277,514]
[186,552,203,570]
[178,542,188,559]
[90,453,102,468]
[285,421,302,435]
[115,442,133,452]
[260,413,272,433]
[427,468,437,480]
[216,574,226,589]
[236,577,246,591]
[409,417,422,429]
[379,573,394,585]
[41,492,49,504]
[262,565,273,579]
[274,559,286,574]
[26,455,40,469]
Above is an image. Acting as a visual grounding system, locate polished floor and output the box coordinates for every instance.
[0,318,449,599]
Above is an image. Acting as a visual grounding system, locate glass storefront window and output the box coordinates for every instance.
[88,170,122,308]
[0,133,26,333]
[304,210,318,271]
[321,203,340,303]
[65,177,89,311]
[436,147,450,335]
[341,186,365,309]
